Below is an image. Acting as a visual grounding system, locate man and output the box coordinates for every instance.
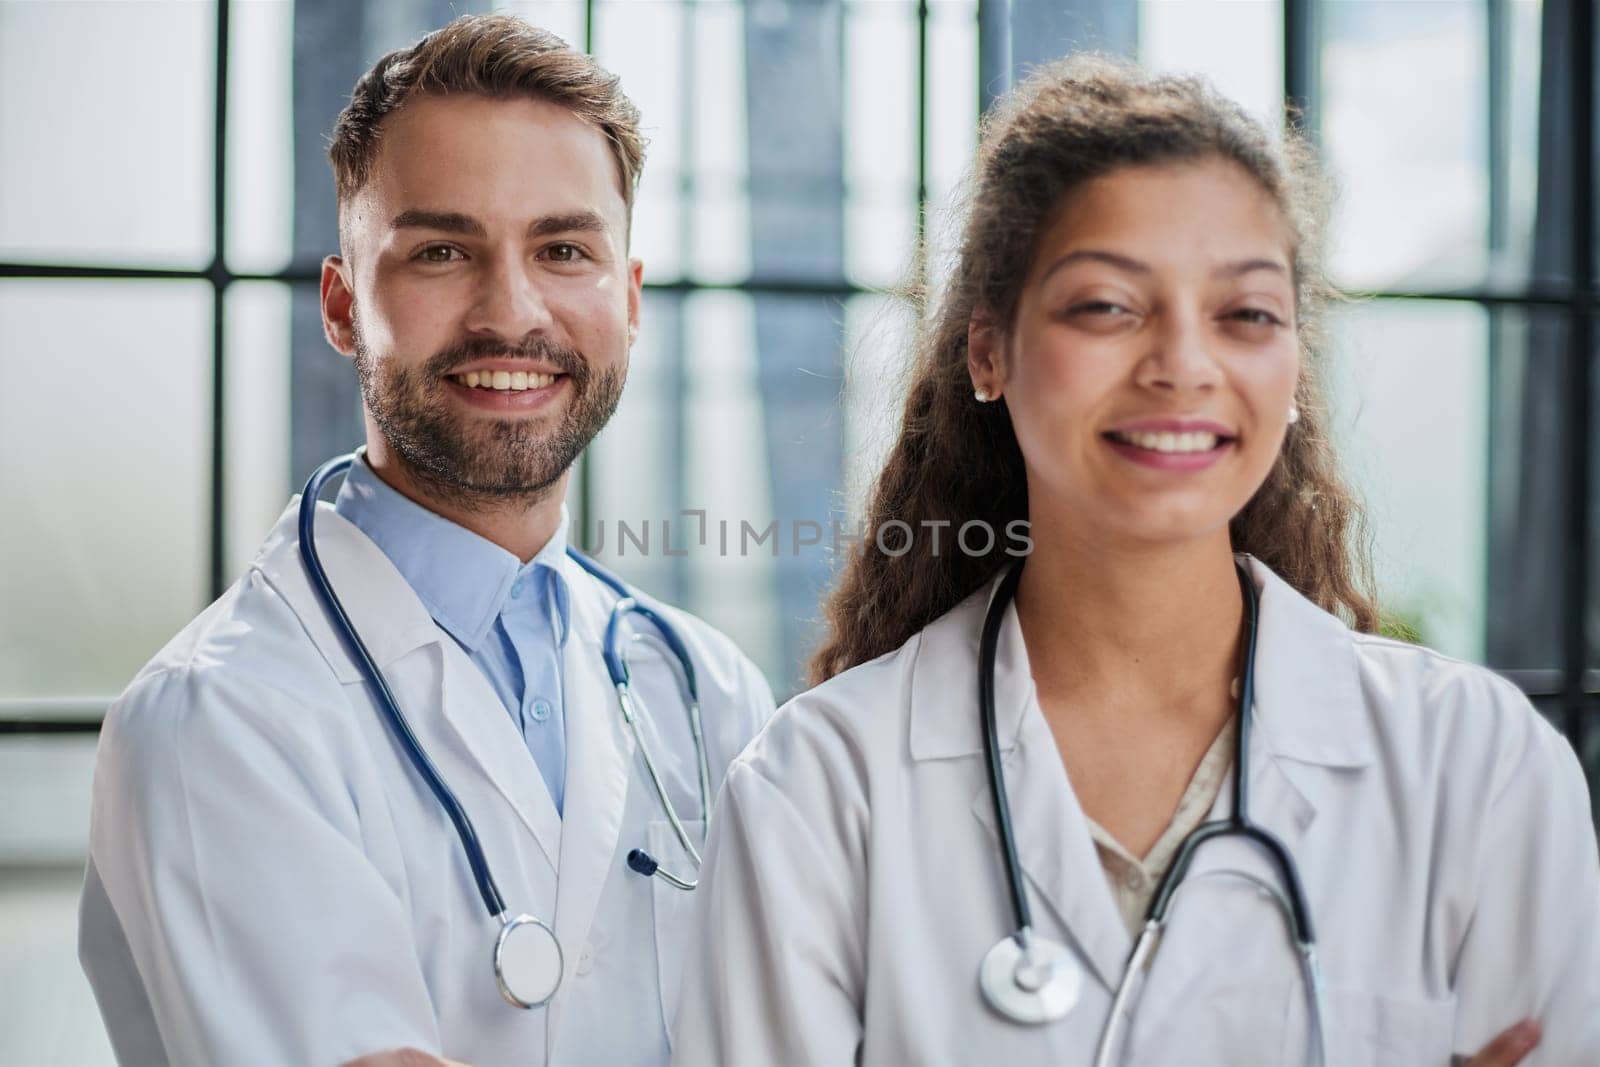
[78,15,773,1065]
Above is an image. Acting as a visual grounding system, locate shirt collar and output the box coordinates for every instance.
[333,455,572,652]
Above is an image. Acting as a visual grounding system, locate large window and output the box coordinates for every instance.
[2,1,1596,1059]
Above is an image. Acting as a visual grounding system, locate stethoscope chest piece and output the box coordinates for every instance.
[979,931,1081,1024]
[494,914,564,1009]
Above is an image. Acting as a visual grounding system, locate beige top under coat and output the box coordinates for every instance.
[1086,717,1238,938]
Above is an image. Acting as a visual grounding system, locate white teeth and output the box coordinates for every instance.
[1111,430,1222,454]
[454,370,560,392]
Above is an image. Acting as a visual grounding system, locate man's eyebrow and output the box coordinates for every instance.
[527,211,610,239]
[389,210,487,237]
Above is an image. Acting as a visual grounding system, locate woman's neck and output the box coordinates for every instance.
[1013,516,1244,734]
[1013,510,1247,857]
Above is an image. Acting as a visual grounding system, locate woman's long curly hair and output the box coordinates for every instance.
[809,56,1378,686]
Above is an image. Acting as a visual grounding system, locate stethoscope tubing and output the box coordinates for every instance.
[979,562,1034,940]
[299,453,507,918]
[298,450,713,1010]
[299,454,713,914]
[1141,564,1316,943]
[981,557,1326,1064]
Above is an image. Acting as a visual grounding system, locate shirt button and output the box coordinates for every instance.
[1123,870,1143,891]
[510,578,525,598]
[530,698,552,723]
[576,943,595,976]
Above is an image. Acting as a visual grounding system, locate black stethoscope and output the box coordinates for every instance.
[297,453,712,1011]
[976,559,1328,1065]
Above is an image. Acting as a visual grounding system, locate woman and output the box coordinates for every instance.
[671,58,1598,1065]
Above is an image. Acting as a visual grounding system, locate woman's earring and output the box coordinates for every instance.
[1287,404,1300,425]
[975,387,993,403]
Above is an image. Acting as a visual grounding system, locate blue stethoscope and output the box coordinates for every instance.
[297,452,712,1011]
[977,560,1328,1065]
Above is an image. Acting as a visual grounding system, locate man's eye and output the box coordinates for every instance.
[417,245,462,263]
[546,243,585,263]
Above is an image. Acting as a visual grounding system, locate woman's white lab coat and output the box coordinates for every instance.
[672,558,1600,1065]
[78,501,773,1067]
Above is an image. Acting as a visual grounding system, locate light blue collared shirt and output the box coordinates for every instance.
[334,457,573,814]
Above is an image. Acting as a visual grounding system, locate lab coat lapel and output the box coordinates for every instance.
[550,577,635,1003]
[436,645,563,874]
[1230,555,1373,854]
[254,501,443,680]
[1132,559,1372,1019]
[260,499,568,871]
[966,628,1134,994]
[908,576,1133,993]
[971,721,1135,996]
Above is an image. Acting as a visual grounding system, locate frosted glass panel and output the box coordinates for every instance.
[0,281,211,700]
[597,0,687,280]
[845,0,918,288]
[501,0,587,50]
[584,290,786,685]
[0,1,214,268]
[683,291,779,680]
[1138,0,1282,126]
[1324,300,1488,661]
[224,282,293,580]
[1320,1,1489,290]
[586,290,683,595]
[689,3,751,283]
[926,0,979,213]
[225,0,294,274]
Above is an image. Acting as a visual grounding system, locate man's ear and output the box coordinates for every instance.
[967,307,1005,399]
[320,255,357,358]
[626,257,643,346]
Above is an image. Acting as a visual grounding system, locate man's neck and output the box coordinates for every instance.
[363,443,569,565]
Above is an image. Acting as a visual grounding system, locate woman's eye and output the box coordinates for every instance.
[1229,308,1283,327]
[417,245,462,263]
[1069,301,1128,317]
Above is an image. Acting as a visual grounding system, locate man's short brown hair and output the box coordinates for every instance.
[328,14,645,224]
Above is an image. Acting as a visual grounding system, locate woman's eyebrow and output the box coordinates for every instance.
[1218,257,1289,279]
[1039,248,1150,282]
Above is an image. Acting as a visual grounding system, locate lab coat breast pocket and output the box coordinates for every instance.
[1320,986,1456,1064]
[648,816,705,1043]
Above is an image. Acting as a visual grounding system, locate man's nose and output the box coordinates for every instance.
[464,251,555,340]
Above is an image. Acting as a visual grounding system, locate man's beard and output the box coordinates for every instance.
[353,322,624,511]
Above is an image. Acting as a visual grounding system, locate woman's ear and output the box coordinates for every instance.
[967,309,1004,401]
